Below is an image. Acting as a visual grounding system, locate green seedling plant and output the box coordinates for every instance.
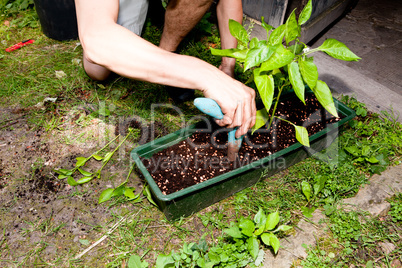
[154,209,291,268]
[300,175,328,218]
[55,129,142,203]
[211,0,360,147]
[224,208,291,258]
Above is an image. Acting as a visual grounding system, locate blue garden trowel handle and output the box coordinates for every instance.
[194,98,243,161]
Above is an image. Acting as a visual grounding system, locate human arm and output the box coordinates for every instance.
[216,0,243,77]
[74,0,255,137]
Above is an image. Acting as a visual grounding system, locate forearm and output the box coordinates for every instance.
[216,0,243,75]
[81,25,211,90]
[216,0,243,50]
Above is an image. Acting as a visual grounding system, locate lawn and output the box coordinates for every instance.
[0,1,401,267]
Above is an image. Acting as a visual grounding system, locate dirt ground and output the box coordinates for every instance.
[0,103,145,266]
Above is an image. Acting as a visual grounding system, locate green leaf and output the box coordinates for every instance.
[224,225,243,239]
[254,208,267,228]
[261,16,273,39]
[301,206,316,218]
[124,188,140,200]
[247,237,259,260]
[313,175,328,196]
[156,253,175,268]
[288,61,305,104]
[285,9,300,45]
[103,152,114,163]
[298,0,312,25]
[219,253,229,263]
[261,233,280,254]
[249,37,259,49]
[207,251,221,265]
[76,176,94,184]
[112,185,126,197]
[299,59,318,90]
[58,175,68,179]
[361,146,370,156]
[317,38,361,61]
[312,80,338,117]
[273,225,293,232]
[301,180,312,201]
[98,188,114,204]
[366,156,379,164]
[289,43,304,55]
[251,108,270,134]
[265,211,280,231]
[269,24,286,45]
[78,168,92,177]
[75,157,87,167]
[67,176,78,186]
[55,168,73,176]
[239,219,255,237]
[254,225,265,236]
[127,254,143,268]
[210,47,248,61]
[345,145,359,156]
[254,68,275,111]
[229,19,249,45]
[92,154,104,161]
[244,45,276,71]
[261,45,295,71]
[294,125,310,147]
[255,250,265,266]
[143,185,158,207]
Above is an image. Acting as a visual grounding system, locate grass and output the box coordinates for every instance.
[1,3,402,268]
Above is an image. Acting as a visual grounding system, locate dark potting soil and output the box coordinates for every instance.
[141,94,344,195]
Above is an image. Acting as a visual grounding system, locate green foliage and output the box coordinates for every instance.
[1,0,34,15]
[155,238,254,268]
[329,210,363,242]
[1,0,39,28]
[127,254,149,268]
[341,96,402,174]
[224,209,291,255]
[210,0,359,147]
[156,209,291,268]
[388,193,402,223]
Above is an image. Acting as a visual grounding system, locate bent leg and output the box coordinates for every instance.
[159,0,214,52]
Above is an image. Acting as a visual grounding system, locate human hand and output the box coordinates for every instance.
[202,71,256,138]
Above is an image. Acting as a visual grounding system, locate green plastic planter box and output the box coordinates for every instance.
[131,98,355,221]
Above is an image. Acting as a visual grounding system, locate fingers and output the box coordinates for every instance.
[215,115,232,127]
[201,71,256,136]
[232,94,256,138]
[220,88,256,138]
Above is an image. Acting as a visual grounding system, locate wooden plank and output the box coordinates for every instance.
[242,0,289,28]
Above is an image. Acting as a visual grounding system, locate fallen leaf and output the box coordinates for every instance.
[55,70,67,79]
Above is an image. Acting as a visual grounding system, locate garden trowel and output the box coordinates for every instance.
[194,98,243,161]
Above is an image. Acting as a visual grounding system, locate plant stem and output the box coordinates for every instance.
[268,84,286,129]
[273,115,294,126]
[97,132,132,177]
[94,135,120,156]
[304,47,320,56]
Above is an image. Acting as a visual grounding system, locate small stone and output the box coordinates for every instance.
[378,242,396,255]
